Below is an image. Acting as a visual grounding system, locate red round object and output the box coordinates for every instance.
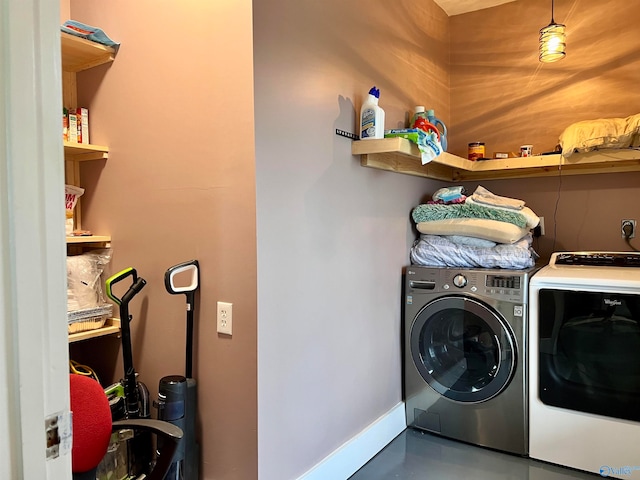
[70,374,112,473]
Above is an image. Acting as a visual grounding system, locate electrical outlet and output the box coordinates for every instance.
[533,216,545,237]
[622,219,636,239]
[217,301,233,335]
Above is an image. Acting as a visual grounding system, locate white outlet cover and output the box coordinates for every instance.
[217,301,233,335]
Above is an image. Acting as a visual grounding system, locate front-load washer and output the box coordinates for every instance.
[529,252,640,478]
[404,265,538,456]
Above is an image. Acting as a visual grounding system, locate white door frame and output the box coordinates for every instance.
[1,0,71,478]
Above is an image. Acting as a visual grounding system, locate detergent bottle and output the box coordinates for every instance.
[427,109,448,151]
[411,106,440,144]
[411,106,428,129]
[360,86,385,139]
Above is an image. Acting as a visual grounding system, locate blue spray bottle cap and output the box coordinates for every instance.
[368,86,380,98]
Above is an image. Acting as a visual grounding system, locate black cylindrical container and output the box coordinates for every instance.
[157,375,199,479]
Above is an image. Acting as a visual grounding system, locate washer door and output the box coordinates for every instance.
[410,295,516,403]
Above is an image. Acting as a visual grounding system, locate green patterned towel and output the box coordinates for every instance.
[412,203,528,228]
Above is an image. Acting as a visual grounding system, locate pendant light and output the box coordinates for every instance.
[539,0,566,63]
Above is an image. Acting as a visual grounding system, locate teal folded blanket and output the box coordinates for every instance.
[412,203,528,228]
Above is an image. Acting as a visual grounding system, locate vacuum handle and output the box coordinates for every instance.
[165,260,200,295]
[165,260,200,379]
[122,277,147,306]
[106,267,138,305]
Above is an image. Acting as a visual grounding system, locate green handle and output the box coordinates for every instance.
[105,267,136,305]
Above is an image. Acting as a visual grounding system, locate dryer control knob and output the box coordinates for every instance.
[453,274,467,288]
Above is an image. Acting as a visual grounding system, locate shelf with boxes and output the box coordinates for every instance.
[352,137,640,181]
[62,31,119,342]
[62,31,114,241]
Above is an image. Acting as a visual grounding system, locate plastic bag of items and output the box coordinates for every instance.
[67,249,113,333]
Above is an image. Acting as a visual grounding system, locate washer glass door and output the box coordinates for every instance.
[411,295,516,403]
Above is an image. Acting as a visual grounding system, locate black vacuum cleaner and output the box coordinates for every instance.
[155,260,200,479]
[105,267,153,477]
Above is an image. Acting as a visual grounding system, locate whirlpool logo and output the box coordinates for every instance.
[600,465,640,477]
[603,298,622,307]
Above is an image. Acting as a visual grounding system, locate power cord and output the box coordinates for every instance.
[69,359,100,383]
[551,161,562,253]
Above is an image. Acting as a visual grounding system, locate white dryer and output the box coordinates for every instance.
[529,252,640,478]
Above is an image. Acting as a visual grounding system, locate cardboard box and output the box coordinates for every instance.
[68,112,78,143]
[76,107,89,144]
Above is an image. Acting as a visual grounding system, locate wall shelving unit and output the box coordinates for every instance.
[352,137,640,181]
[62,32,118,342]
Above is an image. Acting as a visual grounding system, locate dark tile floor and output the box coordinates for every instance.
[349,428,600,480]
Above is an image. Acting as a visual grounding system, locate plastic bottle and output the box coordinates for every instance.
[411,106,440,142]
[360,86,385,140]
[411,106,428,129]
[427,109,448,151]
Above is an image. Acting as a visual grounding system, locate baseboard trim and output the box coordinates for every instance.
[297,402,406,480]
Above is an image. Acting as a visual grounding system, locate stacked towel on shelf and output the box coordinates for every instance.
[410,186,540,270]
[470,185,525,210]
[412,203,529,228]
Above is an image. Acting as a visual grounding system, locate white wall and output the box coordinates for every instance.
[254,1,450,478]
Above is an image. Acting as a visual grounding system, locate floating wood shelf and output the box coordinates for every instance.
[68,318,120,343]
[64,141,109,161]
[352,137,640,181]
[66,236,111,256]
[61,32,116,72]
[66,235,111,244]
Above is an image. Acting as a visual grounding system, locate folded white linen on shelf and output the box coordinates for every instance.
[465,196,540,229]
[470,185,525,211]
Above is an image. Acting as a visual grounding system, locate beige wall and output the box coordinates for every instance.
[67,1,257,479]
[450,0,640,260]
[59,0,69,24]
[450,0,640,157]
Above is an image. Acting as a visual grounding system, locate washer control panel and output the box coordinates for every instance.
[406,267,532,303]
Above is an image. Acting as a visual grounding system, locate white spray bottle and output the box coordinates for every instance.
[360,86,385,139]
